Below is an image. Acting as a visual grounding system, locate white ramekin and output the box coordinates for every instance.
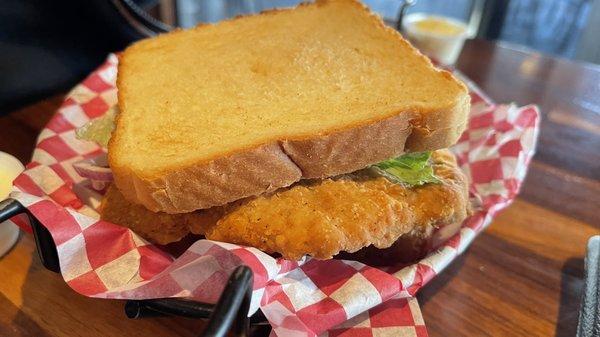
[402,13,470,65]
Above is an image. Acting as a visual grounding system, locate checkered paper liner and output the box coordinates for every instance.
[8,54,539,337]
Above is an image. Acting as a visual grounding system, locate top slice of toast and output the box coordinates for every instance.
[109,0,470,213]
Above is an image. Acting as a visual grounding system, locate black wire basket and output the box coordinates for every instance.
[0,2,429,335]
[0,198,269,337]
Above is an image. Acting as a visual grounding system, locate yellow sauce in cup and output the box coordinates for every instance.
[0,171,12,200]
[0,152,24,199]
[0,152,24,257]
[402,14,469,64]
[413,17,466,36]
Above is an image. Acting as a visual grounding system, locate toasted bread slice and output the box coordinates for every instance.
[110,0,470,213]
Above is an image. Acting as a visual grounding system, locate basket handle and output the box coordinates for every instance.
[1,198,263,336]
[126,265,256,337]
[0,198,60,272]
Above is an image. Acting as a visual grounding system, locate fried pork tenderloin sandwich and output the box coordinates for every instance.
[75,0,472,264]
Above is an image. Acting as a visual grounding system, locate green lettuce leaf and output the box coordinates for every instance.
[75,106,117,148]
[372,151,440,187]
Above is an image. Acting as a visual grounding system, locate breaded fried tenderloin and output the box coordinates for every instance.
[100,149,469,260]
[100,185,219,245]
[203,149,469,260]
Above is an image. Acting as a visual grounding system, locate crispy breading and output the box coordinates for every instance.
[100,185,219,245]
[204,149,469,259]
[100,149,469,259]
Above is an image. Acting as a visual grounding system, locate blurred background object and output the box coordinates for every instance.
[1,0,599,114]
[173,0,599,62]
[0,0,167,114]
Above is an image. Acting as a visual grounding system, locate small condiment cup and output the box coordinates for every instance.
[402,13,470,65]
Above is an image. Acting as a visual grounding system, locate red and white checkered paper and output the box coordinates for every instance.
[9,54,539,337]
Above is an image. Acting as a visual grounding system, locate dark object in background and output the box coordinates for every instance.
[500,0,592,59]
[0,0,168,114]
[576,236,600,337]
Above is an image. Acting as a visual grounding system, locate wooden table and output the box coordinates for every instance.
[0,39,598,337]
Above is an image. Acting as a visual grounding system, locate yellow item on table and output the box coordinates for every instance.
[0,152,24,199]
[413,17,466,36]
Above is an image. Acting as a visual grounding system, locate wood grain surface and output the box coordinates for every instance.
[0,39,598,337]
